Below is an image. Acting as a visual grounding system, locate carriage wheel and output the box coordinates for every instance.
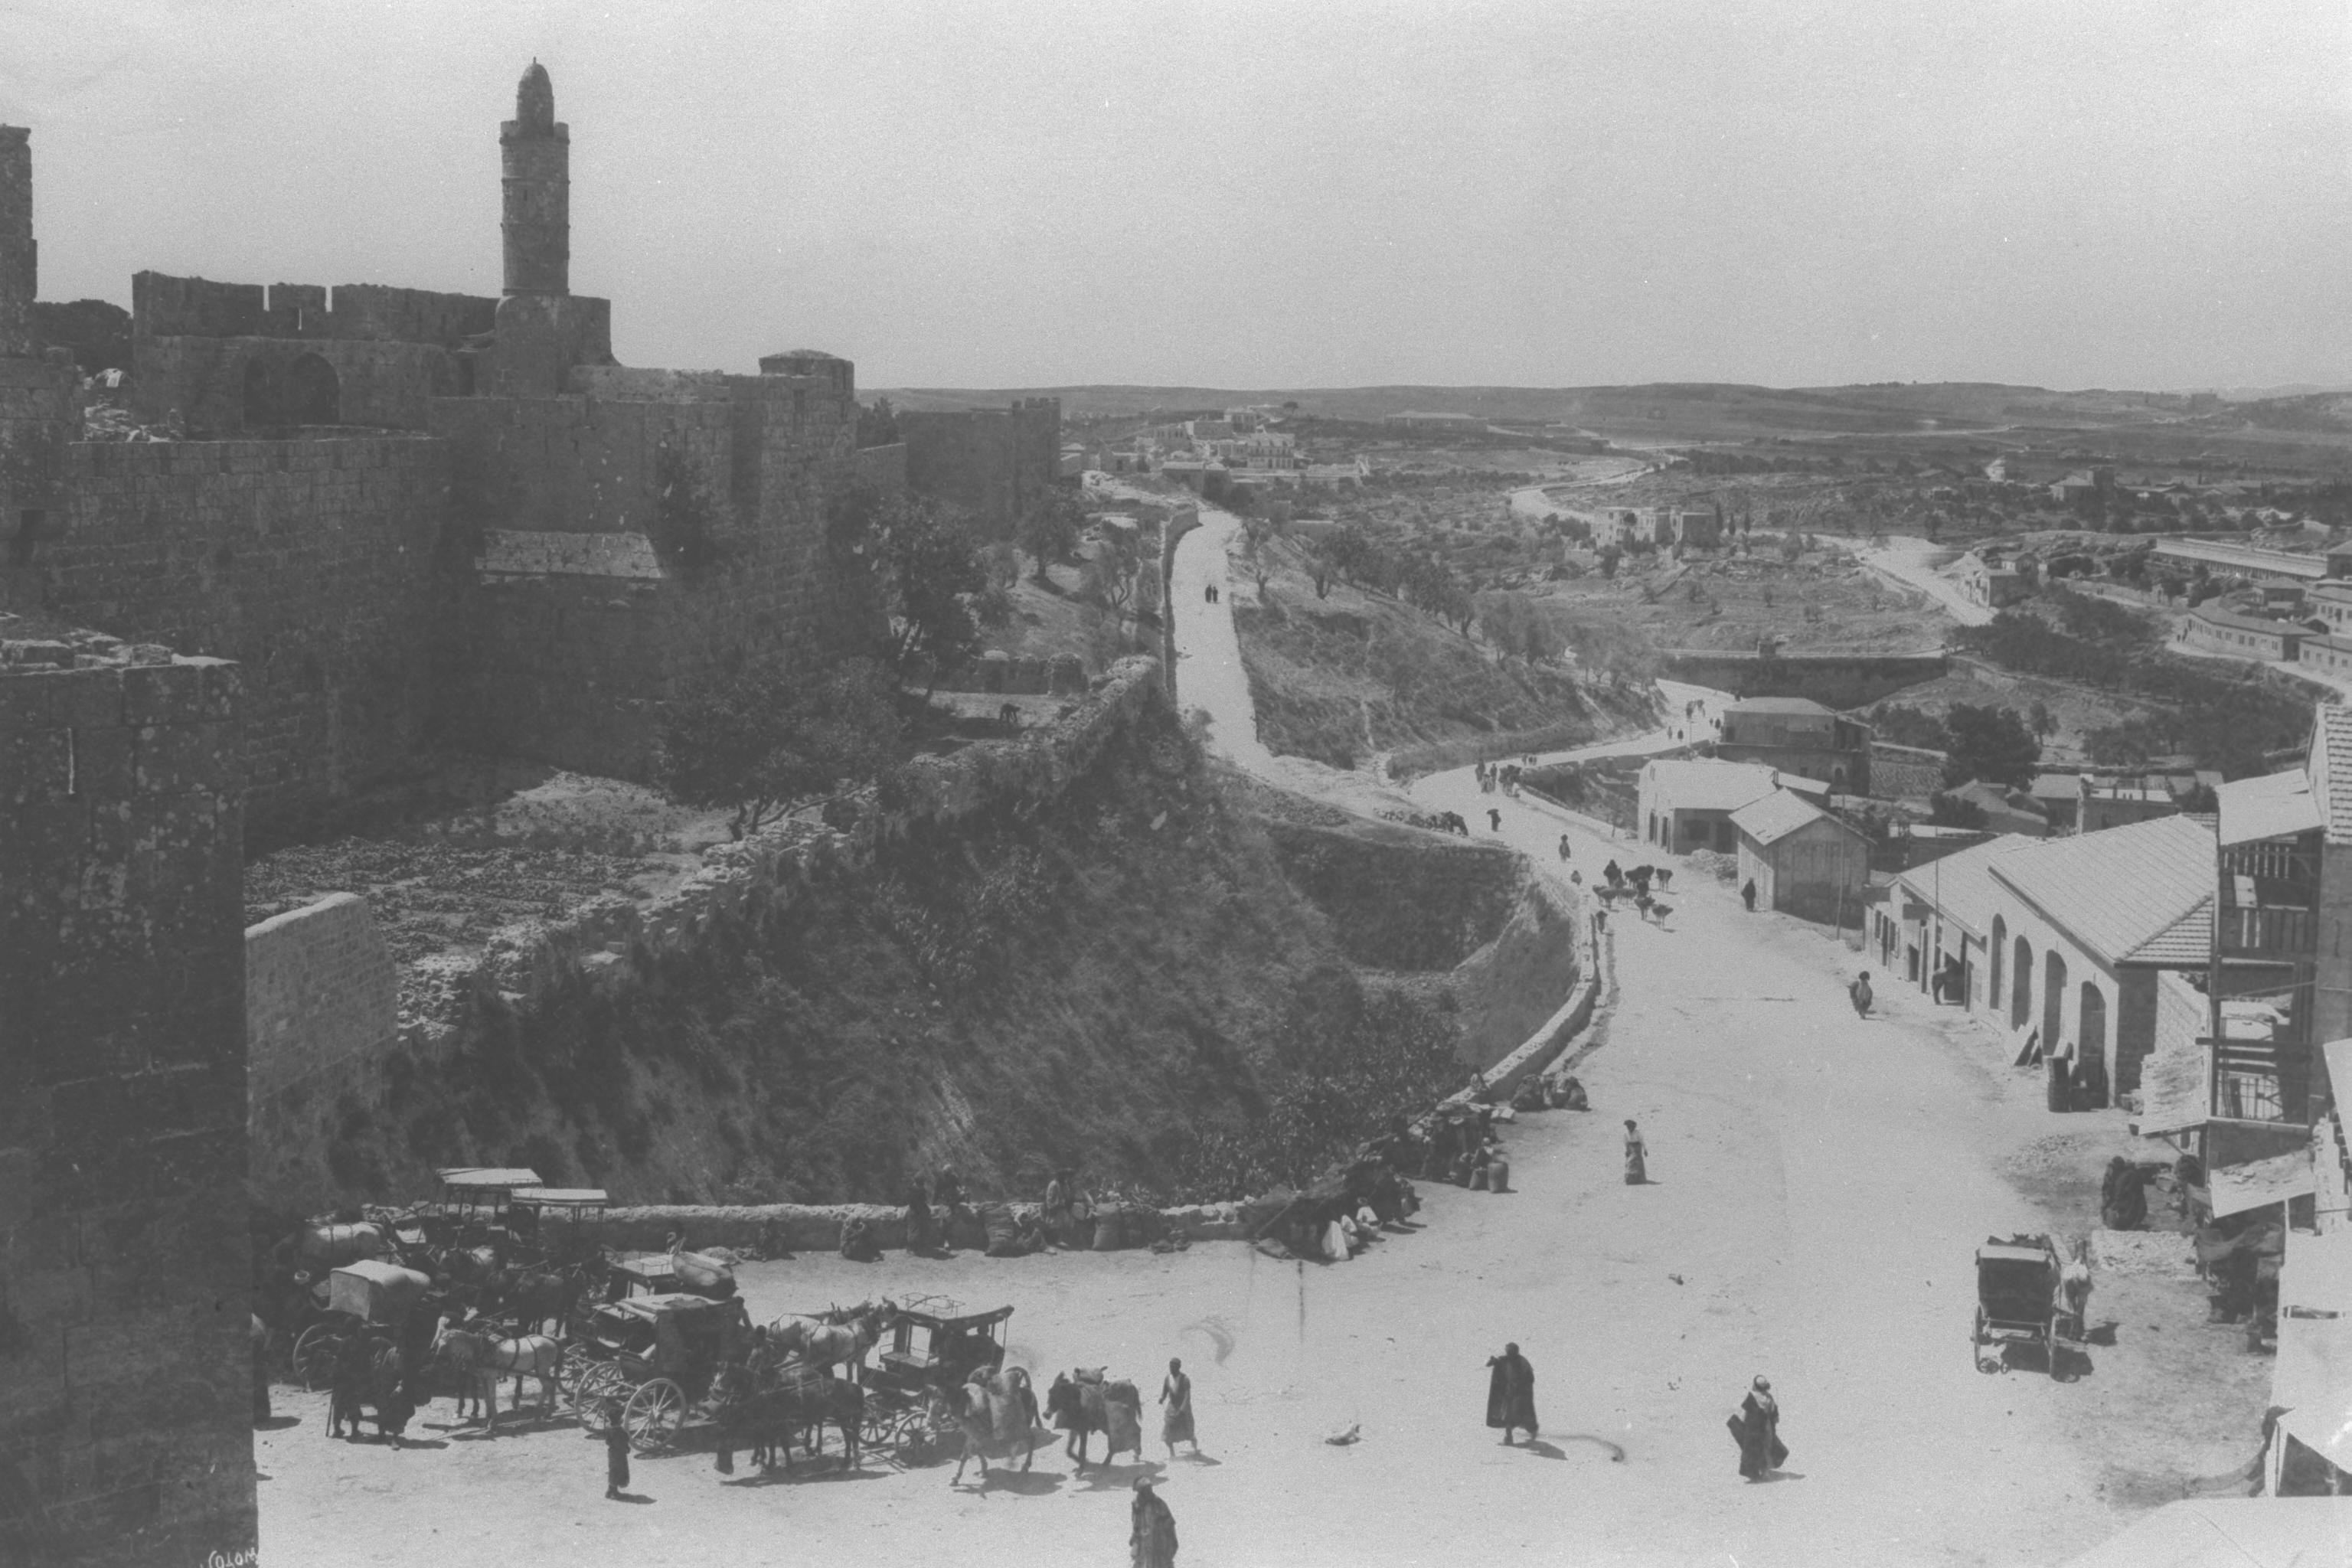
[292,1323,347,1391]
[624,1378,685,1454]
[570,1362,624,1420]
[858,1399,903,1453]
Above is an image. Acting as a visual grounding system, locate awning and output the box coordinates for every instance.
[2060,1498,2352,1567]
[2210,1151,2318,1220]
[2284,1228,2352,1318]
[2273,1314,2352,1471]
[2135,1040,2210,1136]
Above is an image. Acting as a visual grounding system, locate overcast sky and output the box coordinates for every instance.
[1,0,2342,391]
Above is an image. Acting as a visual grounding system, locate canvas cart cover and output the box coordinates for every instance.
[2282,1227,2352,1318]
[437,1167,543,1193]
[2058,1498,2352,1567]
[328,1260,431,1325]
[2272,1314,2352,1473]
[2209,1151,2318,1219]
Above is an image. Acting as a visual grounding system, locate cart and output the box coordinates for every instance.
[508,1187,607,1263]
[853,1302,1014,1461]
[565,1292,740,1453]
[292,1259,434,1391]
[434,1167,543,1226]
[1973,1234,2076,1379]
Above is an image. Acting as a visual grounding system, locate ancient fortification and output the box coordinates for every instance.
[0,64,1068,1566]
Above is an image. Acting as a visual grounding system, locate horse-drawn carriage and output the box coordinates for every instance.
[292,1259,435,1391]
[566,1292,743,1453]
[853,1302,1014,1462]
[505,1187,607,1263]
[1972,1233,2088,1378]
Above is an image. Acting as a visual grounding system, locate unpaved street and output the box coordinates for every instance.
[261,777,2198,1568]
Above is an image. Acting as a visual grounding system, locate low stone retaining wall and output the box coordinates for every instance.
[603,1197,1278,1255]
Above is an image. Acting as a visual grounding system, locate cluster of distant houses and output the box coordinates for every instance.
[1071,408,1370,500]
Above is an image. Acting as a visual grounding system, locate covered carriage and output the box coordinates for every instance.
[854,1302,1014,1461]
[292,1259,435,1390]
[566,1292,743,1453]
[1972,1233,2084,1378]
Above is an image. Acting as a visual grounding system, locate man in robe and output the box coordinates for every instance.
[1485,1342,1538,1446]
[1730,1375,1787,1481]
[1131,1477,1179,1567]
[1160,1357,1198,1459]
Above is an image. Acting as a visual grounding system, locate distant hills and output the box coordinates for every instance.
[871,381,2242,439]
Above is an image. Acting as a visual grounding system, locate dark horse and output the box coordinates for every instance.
[713,1364,864,1475]
[326,1337,419,1446]
[1045,1369,1143,1468]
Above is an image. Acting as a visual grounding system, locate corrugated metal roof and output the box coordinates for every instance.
[1725,696,1834,716]
[1642,759,1780,813]
[2311,707,2352,847]
[2191,603,2305,638]
[1988,813,2218,967]
[2217,766,2322,847]
[1729,789,1846,847]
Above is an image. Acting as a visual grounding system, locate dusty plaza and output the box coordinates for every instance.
[11,7,2352,1568]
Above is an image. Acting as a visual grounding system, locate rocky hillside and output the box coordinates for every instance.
[276,671,1580,1210]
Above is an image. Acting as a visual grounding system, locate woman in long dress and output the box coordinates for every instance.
[1623,1119,1648,1185]
[1730,1375,1788,1480]
[1160,1357,1197,1458]
[1131,1477,1179,1568]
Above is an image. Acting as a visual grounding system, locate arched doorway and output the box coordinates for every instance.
[2079,984,2108,1088]
[1990,917,2007,1015]
[240,356,274,427]
[2043,949,2069,1054]
[286,352,339,425]
[2011,936,2032,1029]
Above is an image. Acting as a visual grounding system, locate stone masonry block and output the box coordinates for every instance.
[0,724,69,805]
[119,662,204,727]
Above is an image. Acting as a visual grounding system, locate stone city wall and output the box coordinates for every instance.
[6,436,452,846]
[0,628,255,1567]
[247,894,400,1201]
[900,398,1061,535]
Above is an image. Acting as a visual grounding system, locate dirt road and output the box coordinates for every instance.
[1854,536,1992,629]
[265,781,2194,1568]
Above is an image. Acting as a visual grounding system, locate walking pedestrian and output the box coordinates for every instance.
[1558,835,1573,862]
[1488,808,1502,832]
[1160,1357,1198,1459]
[903,1172,938,1254]
[1485,1342,1538,1446]
[600,1400,632,1499]
[1741,878,1757,913]
[1848,971,1873,1019]
[1131,1477,1179,1568]
[1729,1376,1788,1481]
[1622,1119,1647,1185]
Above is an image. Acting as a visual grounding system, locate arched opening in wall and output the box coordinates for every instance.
[2011,936,2032,1030]
[241,355,276,428]
[2079,985,2108,1091]
[1990,916,2006,1014]
[2043,949,2069,1055]
[286,353,339,426]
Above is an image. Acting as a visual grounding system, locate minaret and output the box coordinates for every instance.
[0,124,34,354]
[500,60,568,296]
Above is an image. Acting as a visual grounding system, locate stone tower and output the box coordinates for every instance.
[501,60,568,296]
[0,125,34,354]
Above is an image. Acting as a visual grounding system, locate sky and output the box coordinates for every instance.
[1,0,2344,392]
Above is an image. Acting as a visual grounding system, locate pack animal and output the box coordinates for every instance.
[948,1365,1042,1486]
[1045,1369,1144,1468]
[433,1321,564,1433]
[326,1340,416,1446]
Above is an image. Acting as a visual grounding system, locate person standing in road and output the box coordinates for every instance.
[1849,971,1873,1018]
[1730,1375,1788,1481]
[1557,834,1573,861]
[1131,1477,1179,1568]
[1488,807,1502,832]
[1160,1357,1198,1459]
[1622,1119,1648,1185]
[601,1399,632,1499]
[1485,1342,1538,1446]
[1741,878,1758,912]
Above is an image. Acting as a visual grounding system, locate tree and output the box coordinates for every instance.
[2027,700,2056,741]
[1597,544,1623,580]
[658,653,906,839]
[1018,488,1084,583]
[870,498,987,692]
[1303,538,1337,599]
[1926,792,1990,830]
[854,397,900,449]
[1939,704,2041,790]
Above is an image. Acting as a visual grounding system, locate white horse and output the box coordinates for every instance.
[433,1321,564,1432]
